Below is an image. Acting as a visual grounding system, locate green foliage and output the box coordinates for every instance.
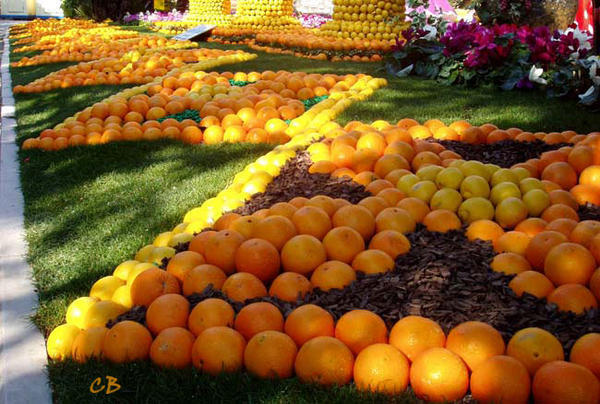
[60,0,151,21]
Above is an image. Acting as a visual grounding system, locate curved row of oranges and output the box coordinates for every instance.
[13,48,248,94]
[10,18,108,44]
[10,21,198,68]
[21,70,385,151]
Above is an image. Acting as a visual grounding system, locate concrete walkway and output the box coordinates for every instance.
[0,21,52,403]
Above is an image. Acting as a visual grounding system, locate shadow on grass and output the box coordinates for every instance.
[48,359,419,404]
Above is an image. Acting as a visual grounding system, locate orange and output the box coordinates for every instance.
[470,355,531,404]
[570,333,600,379]
[490,252,532,275]
[234,302,284,340]
[71,327,108,363]
[507,327,564,375]
[188,231,216,256]
[446,321,505,371]
[547,284,598,314]
[590,234,600,263]
[334,309,388,355]
[331,205,375,240]
[544,242,595,285]
[351,249,394,274]
[294,336,354,386]
[281,235,327,275]
[541,162,577,190]
[389,316,446,362]
[221,272,267,302]
[358,196,389,217]
[374,154,410,179]
[409,347,469,402]
[423,210,461,233]
[234,238,280,283]
[130,268,180,307]
[322,226,365,263]
[570,184,600,205]
[310,260,356,291]
[192,326,246,375]
[253,215,297,250]
[591,268,600,300]
[214,212,241,231]
[368,230,410,259]
[204,230,245,274]
[306,195,337,217]
[291,206,332,240]
[545,218,578,237]
[150,327,195,369]
[569,220,600,248]
[354,343,410,395]
[268,202,297,219]
[375,207,416,234]
[244,330,298,379]
[102,321,152,363]
[466,219,505,246]
[146,293,190,335]
[532,361,600,404]
[377,188,406,206]
[541,203,579,223]
[284,304,335,347]
[495,231,531,255]
[365,178,393,195]
[509,271,555,298]
[579,165,600,186]
[166,251,205,283]
[229,216,260,240]
[268,272,312,302]
[187,298,234,337]
[548,189,579,210]
[525,231,568,270]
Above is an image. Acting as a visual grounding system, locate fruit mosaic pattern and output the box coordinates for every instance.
[21,69,384,151]
[10,23,197,68]
[10,18,600,404]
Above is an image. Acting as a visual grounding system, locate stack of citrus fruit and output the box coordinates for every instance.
[185,0,232,26]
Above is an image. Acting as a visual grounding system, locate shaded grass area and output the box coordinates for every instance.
[10,31,600,403]
[50,360,418,404]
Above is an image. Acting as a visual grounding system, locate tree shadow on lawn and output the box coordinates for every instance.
[21,141,272,333]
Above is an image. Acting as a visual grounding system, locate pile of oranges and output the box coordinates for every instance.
[13,48,248,94]
[10,20,197,68]
[42,106,600,402]
[9,18,104,43]
[21,71,383,151]
[186,0,232,26]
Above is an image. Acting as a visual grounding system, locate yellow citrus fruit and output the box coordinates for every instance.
[523,189,550,216]
[495,197,528,229]
[47,324,80,360]
[66,296,99,329]
[460,176,490,199]
[430,188,463,212]
[408,180,438,203]
[490,182,521,205]
[435,167,464,190]
[491,168,519,186]
[458,197,495,224]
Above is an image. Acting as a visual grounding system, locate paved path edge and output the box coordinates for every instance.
[0,22,52,404]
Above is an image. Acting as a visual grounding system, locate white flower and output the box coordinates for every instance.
[422,25,438,41]
[579,85,596,101]
[529,66,547,85]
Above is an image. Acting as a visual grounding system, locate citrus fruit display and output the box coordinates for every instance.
[21,71,386,151]
[9,20,197,68]
[41,106,600,402]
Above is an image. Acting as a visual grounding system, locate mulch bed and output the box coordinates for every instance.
[233,152,371,215]
[114,227,600,355]
[434,139,569,168]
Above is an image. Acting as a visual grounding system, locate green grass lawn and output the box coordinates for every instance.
[10,31,600,403]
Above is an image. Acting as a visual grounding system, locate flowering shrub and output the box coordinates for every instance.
[386,21,600,106]
[293,13,332,29]
[123,10,188,24]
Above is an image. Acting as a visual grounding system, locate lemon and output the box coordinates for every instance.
[491,168,519,187]
[416,165,443,182]
[435,167,465,190]
[134,244,155,262]
[150,246,176,266]
[397,173,419,194]
[84,300,127,329]
[458,197,495,224]
[430,188,463,212]
[523,189,551,216]
[47,324,80,360]
[485,163,501,178]
[89,276,124,301]
[460,160,491,181]
[519,178,545,194]
[511,167,531,181]
[495,197,528,228]
[168,232,193,248]
[153,231,172,247]
[490,182,522,205]
[127,263,156,285]
[409,180,438,203]
[66,296,98,329]
[111,285,133,309]
[113,260,138,282]
[460,175,491,199]
[449,160,465,169]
